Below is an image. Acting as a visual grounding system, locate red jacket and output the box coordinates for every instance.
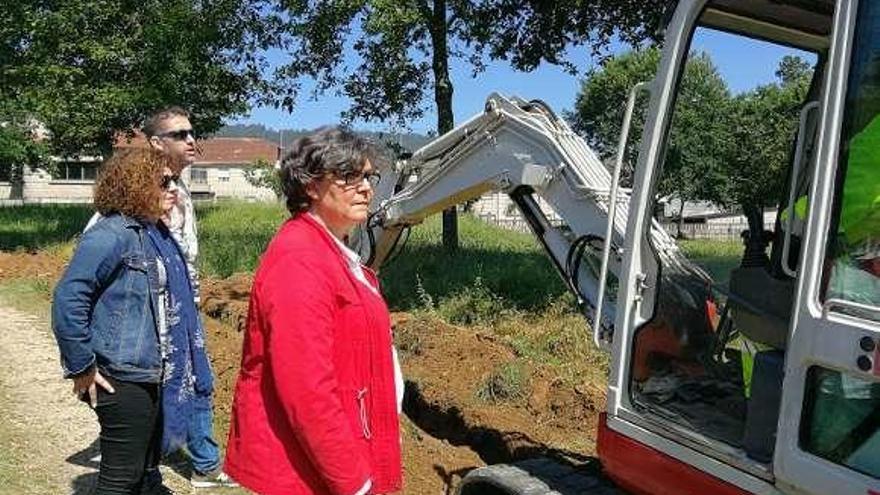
[225,214,402,495]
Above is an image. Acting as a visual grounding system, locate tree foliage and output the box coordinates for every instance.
[722,56,812,236]
[568,48,659,175]
[569,47,731,208]
[272,0,666,248]
[0,0,278,181]
[0,110,49,182]
[244,158,284,198]
[569,49,812,223]
[272,0,667,131]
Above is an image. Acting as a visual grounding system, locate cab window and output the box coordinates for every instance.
[822,0,880,319]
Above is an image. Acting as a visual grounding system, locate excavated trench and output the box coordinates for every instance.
[403,379,593,466]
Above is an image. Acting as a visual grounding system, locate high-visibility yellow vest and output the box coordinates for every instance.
[840,114,880,245]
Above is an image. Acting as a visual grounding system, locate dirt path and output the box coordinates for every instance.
[0,303,193,495]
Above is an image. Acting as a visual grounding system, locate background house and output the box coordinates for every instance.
[0,134,280,205]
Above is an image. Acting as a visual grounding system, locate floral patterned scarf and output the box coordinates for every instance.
[146,223,213,454]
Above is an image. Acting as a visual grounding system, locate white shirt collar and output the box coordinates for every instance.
[307,212,378,294]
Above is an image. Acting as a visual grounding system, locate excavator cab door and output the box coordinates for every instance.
[604,0,880,494]
[775,1,880,492]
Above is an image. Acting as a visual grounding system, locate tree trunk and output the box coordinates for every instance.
[676,199,686,239]
[741,204,770,267]
[429,0,458,250]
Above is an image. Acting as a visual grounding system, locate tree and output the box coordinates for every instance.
[270,0,667,249]
[245,158,284,198]
[568,48,732,235]
[723,59,812,251]
[0,103,49,185]
[776,55,812,86]
[0,0,278,180]
[570,49,813,246]
[569,47,660,178]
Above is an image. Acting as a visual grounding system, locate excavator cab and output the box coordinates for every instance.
[607,0,880,493]
[360,1,877,493]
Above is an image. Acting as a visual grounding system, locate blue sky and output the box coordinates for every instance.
[229,27,816,134]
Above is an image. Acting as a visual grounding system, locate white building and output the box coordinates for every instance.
[0,134,280,205]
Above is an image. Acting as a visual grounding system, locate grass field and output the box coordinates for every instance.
[0,204,93,251]
[0,201,745,322]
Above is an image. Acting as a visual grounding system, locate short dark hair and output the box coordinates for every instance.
[280,127,380,215]
[143,106,190,138]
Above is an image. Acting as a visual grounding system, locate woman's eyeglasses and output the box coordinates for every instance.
[157,128,195,141]
[334,170,381,188]
[161,174,181,190]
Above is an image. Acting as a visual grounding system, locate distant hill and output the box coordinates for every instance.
[214,124,432,156]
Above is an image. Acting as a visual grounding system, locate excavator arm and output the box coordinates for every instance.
[355,93,710,344]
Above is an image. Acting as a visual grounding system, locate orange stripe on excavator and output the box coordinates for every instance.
[597,412,751,495]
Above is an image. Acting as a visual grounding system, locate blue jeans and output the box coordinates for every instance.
[187,403,220,475]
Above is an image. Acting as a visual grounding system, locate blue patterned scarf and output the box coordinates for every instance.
[146,223,213,454]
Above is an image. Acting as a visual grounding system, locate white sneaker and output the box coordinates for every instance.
[191,469,239,488]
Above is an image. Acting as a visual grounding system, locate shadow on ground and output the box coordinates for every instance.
[65,438,194,494]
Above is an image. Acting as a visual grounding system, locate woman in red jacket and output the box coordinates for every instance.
[225,128,402,495]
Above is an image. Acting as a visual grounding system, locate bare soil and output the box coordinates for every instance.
[0,249,68,282]
[0,254,605,495]
[202,276,604,494]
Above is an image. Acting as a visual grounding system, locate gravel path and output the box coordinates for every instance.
[0,304,193,494]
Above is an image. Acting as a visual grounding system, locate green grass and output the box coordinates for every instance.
[0,202,742,323]
[679,239,742,288]
[0,278,53,317]
[196,200,288,278]
[476,361,529,403]
[381,215,567,313]
[0,201,290,279]
[0,204,93,251]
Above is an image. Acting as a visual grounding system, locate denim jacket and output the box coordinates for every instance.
[52,214,163,383]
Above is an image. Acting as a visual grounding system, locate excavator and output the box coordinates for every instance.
[354,1,880,494]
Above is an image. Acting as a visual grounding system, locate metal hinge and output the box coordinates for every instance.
[634,272,650,302]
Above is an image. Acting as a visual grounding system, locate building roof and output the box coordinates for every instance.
[113,133,279,167]
[195,137,279,166]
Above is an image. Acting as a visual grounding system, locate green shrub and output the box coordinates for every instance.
[436,276,511,326]
[476,361,529,403]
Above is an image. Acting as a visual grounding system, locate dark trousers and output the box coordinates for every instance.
[93,376,162,494]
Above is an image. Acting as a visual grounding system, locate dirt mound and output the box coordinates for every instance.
[0,250,69,282]
[201,274,253,332]
[198,282,605,494]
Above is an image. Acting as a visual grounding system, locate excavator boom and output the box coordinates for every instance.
[357,93,709,343]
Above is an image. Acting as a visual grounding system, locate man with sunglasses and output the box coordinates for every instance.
[142,106,200,302]
[86,107,237,490]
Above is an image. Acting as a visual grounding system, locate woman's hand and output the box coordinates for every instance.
[73,368,115,408]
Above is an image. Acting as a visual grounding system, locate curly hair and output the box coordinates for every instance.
[280,127,383,215]
[93,148,171,221]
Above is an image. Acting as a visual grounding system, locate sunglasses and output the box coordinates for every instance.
[333,170,381,188]
[157,128,195,141]
[161,174,181,190]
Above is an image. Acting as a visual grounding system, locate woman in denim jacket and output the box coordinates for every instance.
[52,148,212,494]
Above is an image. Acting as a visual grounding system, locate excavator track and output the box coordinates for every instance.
[457,458,623,495]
